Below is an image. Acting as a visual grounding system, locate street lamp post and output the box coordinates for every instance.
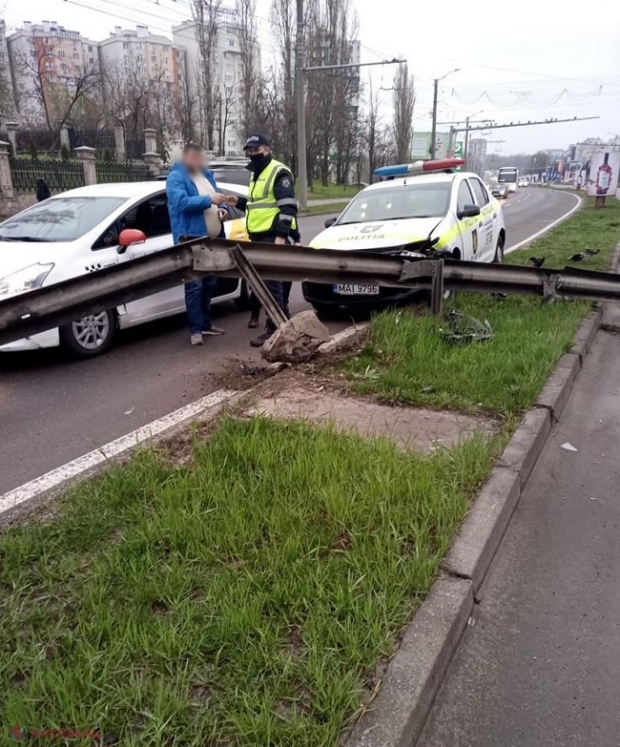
[430,68,460,159]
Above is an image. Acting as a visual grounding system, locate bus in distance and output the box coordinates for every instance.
[497,166,519,193]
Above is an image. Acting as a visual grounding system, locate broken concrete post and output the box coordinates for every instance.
[261,310,331,363]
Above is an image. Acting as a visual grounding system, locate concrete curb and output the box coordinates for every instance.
[345,574,473,747]
[345,241,620,747]
[0,321,369,525]
[318,321,369,355]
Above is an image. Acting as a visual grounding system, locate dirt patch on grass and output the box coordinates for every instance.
[245,384,497,454]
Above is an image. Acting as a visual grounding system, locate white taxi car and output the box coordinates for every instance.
[0,181,249,357]
[302,160,506,312]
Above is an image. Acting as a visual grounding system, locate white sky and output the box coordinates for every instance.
[5,0,620,154]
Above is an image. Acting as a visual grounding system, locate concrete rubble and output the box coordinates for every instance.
[261,310,331,363]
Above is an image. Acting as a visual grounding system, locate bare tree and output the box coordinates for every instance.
[392,62,415,163]
[14,40,102,141]
[362,79,393,181]
[237,0,259,138]
[217,85,237,155]
[192,0,222,150]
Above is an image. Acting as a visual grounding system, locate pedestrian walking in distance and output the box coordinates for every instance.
[166,143,229,345]
[36,177,51,202]
[225,134,298,347]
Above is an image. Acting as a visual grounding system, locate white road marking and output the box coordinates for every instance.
[506,191,582,253]
[0,388,237,518]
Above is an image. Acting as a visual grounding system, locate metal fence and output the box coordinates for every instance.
[95,161,152,183]
[9,158,85,194]
[15,129,57,154]
[69,127,115,151]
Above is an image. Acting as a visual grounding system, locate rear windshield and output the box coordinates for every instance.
[211,168,250,186]
[0,197,126,243]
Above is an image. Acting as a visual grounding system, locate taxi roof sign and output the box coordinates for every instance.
[373,158,465,178]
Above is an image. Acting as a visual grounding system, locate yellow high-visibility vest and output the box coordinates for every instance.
[246,158,298,235]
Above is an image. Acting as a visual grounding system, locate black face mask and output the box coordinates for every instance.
[249,153,270,172]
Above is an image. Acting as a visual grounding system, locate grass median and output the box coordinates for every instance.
[344,196,620,417]
[307,184,361,201]
[0,417,494,745]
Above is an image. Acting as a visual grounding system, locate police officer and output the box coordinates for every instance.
[225,134,298,347]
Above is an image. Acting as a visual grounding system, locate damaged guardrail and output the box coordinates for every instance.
[1,236,620,348]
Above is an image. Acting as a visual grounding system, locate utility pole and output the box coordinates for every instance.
[295,0,307,209]
[430,79,439,159]
[463,116,470,159]
[430,68,460,159]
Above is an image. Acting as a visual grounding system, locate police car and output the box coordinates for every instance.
[302,159,506,311]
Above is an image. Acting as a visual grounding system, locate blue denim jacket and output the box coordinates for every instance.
[166,162,225,243]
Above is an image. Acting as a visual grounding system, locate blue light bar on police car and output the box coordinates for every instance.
[373,158,465,177]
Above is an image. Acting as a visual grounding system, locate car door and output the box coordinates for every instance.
[468,177,497,262]
[91,192,184,325]
[455,179,476,260]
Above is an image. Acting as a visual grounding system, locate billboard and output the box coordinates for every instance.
[587,151,620,198]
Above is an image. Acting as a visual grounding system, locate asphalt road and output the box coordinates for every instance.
[0,187,578,495]
[419,330,620,747]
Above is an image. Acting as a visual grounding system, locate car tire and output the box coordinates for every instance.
[59,309,117,358]
[234,280,251,311]
[494,234,505,263]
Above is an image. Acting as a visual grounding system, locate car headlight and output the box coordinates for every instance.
[0,263,55,298]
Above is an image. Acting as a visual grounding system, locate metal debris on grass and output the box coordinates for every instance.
[439,310,494,344]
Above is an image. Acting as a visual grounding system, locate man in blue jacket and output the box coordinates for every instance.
[166,143,228,345]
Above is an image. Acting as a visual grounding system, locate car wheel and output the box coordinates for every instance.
[59,310,117,358]
[234,280,251,311]
[494,234,505,263]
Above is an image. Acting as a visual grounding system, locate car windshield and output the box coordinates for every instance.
[338,183,451,224]
[0,197,126,243]
[212,168,250,186]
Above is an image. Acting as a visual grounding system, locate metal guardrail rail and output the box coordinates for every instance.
[1,236,620,347]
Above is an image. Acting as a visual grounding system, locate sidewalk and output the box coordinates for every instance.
[419,329,620,747]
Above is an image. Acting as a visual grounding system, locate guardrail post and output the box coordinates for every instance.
[0,140,14,199]
[74,145,97,186]
[430,258,444,315]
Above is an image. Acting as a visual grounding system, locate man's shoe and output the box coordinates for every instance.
[248,315,260,329]
[250,331,273,347]
[190,333,204,345]
[203,325,225,336]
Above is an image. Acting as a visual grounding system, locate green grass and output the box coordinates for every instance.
[307,184,361,201]
[300,201,350,216]
[0,417,494,746]
[344,197,620,417]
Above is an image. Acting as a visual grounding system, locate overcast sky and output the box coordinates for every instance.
[5,0,620,154]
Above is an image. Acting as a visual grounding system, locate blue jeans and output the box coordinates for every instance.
[184,276,217,334]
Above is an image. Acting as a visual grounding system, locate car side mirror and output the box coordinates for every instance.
[117,228,146,254]
[324,216,338,228]
[457,204,480,220]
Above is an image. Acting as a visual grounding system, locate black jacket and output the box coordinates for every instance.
[236,156,298,241]
[36,179,51,202]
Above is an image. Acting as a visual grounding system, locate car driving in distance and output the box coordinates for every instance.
[0,181,249,357]
[302,160,506,313]
[490,182,509,199]
[517,176,529,188]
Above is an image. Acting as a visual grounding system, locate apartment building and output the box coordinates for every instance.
[98,25,184,91]
[7,21,99,124]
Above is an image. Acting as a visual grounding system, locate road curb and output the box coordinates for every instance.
[345,574,473,747]
[317,321,369,355]
[0,321,370,525]
[345,239,620,746]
